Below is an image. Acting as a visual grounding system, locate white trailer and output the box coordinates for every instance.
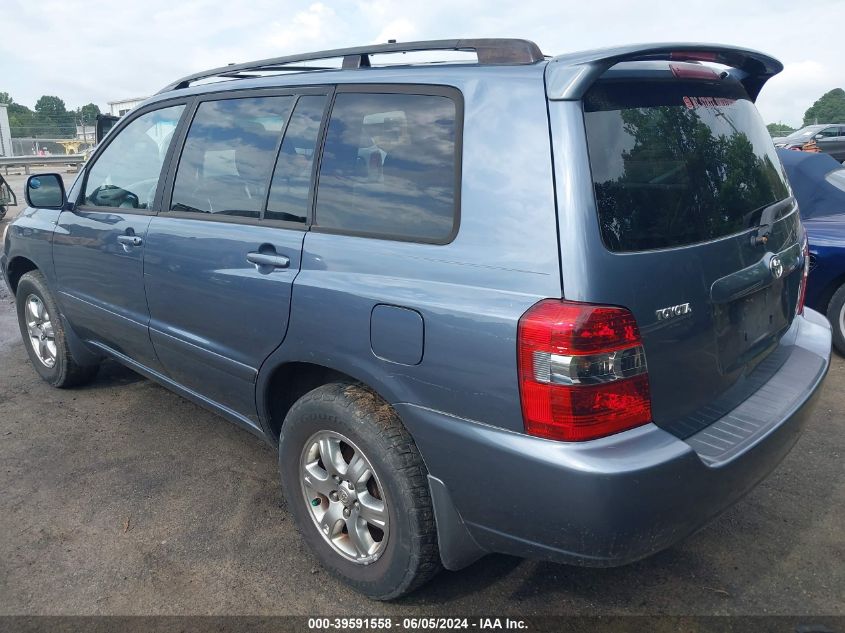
[0,104,12,157]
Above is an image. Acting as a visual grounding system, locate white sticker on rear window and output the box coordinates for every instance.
[683,96,737,109]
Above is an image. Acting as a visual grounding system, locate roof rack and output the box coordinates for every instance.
[158,38,544,93]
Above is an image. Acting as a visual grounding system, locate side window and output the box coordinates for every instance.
[83,105,184,209]
[315,91,458,242]
[266,95,327,223]
[169,96,293,219]
[818,127,838,139]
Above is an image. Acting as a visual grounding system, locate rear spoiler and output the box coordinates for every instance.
[545,43,783,102]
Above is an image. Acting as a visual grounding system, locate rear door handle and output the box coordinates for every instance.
[117,235,143,247]
[246,251,290,269]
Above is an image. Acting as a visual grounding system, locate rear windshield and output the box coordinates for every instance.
[584,79,790,252]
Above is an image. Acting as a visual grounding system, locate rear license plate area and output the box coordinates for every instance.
[714,281,789,374]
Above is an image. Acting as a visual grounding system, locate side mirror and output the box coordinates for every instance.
[814,133,825,140]
[26,174,67,210]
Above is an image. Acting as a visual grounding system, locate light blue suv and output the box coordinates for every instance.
[1,39,832,599]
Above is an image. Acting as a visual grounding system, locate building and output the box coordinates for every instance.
[0,104,11,157]
[108,97,148,117]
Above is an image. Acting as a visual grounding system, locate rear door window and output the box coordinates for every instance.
[314,90,459,242]
[584,80,790,252]
[266,95,327,223]
[169,96,293,219]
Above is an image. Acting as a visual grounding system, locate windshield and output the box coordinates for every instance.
[584,79,790,252]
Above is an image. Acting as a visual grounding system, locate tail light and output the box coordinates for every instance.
[669,62,719,80]
[517,300,652,442]
[797,231,810,315]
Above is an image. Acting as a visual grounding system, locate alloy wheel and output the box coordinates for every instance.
[25,294,57,368]
[300,430,389,564]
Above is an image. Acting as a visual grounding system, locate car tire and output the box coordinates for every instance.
[15,270,100,387]
[279,382,441,600]
[827,284,845,356]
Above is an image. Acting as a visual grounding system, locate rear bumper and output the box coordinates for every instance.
[396,309,831,570]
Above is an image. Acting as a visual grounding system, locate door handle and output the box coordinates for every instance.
[246,251,290,269]
[117,235,143,247]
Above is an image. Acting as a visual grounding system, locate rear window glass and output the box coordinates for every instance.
[315,91,458,242]
[584,80,790,252]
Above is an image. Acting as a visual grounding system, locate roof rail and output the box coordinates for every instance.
[545,43,783,102]
[158,38,545,94]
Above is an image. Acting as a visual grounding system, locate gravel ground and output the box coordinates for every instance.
[0,252,842,615]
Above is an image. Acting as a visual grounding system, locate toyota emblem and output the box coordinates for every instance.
[770,255,784,279]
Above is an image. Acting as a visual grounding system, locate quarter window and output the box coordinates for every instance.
[83,105,184,209]
[266,95,327,223]
[170,96,294,219]
[315,92,458,242]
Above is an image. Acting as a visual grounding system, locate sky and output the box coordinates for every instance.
[1,0,843,127]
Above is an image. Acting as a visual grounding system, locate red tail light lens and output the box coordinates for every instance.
[797,231,810,315]
[517,300,653,442]
[669,62,719,80]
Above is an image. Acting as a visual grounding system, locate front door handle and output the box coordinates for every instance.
[117,235,143,247]
[246,251,290,269]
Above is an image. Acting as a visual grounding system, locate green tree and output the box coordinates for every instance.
[767,122,794,137]
[7,102,38,137]
[803,88,845,125]
[34,95,75,137]
[78,102,101,126]
[0,92,12,105]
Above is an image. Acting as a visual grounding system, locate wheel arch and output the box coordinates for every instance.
[258,360,399,445]
[816,271,845,317]
[6,255,39,295]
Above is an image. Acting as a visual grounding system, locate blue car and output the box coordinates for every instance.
[779,148,845,353]
[2,40,832,599]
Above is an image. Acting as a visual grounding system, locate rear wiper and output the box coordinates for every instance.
[750,197,795,246]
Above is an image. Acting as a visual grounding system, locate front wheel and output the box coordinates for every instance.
[827,284,845,355]
[279,383,441,600]
[15,270,100,387]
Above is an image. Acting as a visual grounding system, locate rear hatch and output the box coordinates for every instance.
[575,62,804,436]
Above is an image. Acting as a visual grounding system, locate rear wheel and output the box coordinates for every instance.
[827,284,845,355]
[279,382,441,600]
[15,271,100,387]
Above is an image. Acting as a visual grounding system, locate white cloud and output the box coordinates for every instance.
[0,0,842,128]
[266,3,339,51]
[756,61,833,127]
[374,18,417,45]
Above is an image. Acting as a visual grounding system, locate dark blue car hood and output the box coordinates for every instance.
[777,148,845,220]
